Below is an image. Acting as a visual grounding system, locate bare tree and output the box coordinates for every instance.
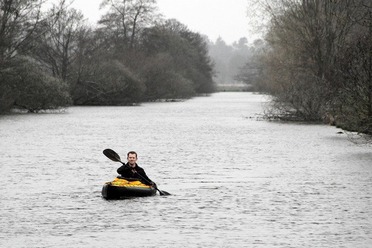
[0,0,45,64]
[259,0,362,121]
[332,0,372,133]
[26,0,87,82]
[99,0,157,49]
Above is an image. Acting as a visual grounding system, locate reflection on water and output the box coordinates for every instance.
[0,92,371,247]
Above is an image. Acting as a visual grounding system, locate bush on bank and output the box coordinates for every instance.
[0,57,72,113]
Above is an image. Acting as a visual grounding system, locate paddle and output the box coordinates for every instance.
[103,149,170,196]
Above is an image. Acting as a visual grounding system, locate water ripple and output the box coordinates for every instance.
[0,93,371,248]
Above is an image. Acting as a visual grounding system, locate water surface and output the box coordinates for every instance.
[0,92,371,247]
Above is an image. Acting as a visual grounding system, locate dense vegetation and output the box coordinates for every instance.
[238,0,372,134]
[2,0,370,135]
[0,0,215,113]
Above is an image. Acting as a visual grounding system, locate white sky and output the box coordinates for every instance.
[157,0,251,44]
[66,0,252,45]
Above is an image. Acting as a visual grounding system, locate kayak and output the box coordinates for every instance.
[102,177,157,199]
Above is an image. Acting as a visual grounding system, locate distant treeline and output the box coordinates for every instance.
[238,0,372,134]
[0,0,215,113]
[208,37,265,86]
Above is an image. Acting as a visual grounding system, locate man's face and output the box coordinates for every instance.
[127,153,137,167]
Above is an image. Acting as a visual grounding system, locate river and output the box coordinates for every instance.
[0,92,371,248]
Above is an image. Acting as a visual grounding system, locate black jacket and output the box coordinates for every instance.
[117,163,154,186]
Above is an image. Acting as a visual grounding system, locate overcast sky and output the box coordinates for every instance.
[66,0,252,45]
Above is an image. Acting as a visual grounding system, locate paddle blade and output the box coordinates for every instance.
[158,189,171,196]
[103,149,122,162]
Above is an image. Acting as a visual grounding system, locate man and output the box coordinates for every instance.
[117,151,156,187]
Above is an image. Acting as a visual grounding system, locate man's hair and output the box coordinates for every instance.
[127,151,137,158]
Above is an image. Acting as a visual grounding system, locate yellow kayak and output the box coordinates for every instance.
[102,177,157,199]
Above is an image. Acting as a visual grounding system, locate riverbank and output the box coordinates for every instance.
[216,83,253,92]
